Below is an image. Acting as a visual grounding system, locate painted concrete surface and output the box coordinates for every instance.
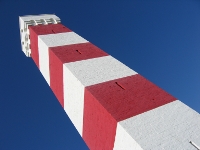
[38,32,88,85]
[63,66,85,135]
[64,55,137,87]
[19,14,60,56]
[83,88,117,149]
[119,100,200,150]
[22,14,200,150]
[83,74,176,149]
[85,74,176,122]
[49,43,108,107]
[113,123,143,150]
[63,56,137,137]
[29,24,71,68]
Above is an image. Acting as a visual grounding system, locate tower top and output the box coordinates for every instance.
[19,14,61,57]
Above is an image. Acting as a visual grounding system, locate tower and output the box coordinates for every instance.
[19,14,200,149]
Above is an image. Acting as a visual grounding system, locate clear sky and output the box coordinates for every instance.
[0,0,200,149]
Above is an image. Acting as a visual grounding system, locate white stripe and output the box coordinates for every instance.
[63,66,85,135]
[63,55,137,136]
[117,100,200,149]
[64,55,137,87]
[38,32,88,85]
[113,123,143,150]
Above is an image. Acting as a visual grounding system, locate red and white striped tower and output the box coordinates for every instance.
[19,14,200,150]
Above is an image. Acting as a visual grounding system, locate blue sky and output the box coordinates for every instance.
[0,0,200,149]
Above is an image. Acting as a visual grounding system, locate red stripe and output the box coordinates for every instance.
[85,74,176,122]
[29,24,71,68]
[49,43,108,107]
[83,89,117,150]
[29,26,40,67]
[82,74,176,149]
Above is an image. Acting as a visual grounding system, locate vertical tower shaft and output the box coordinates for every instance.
[19,14,200,150]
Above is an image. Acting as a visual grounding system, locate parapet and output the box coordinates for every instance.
[19,14,61,57]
